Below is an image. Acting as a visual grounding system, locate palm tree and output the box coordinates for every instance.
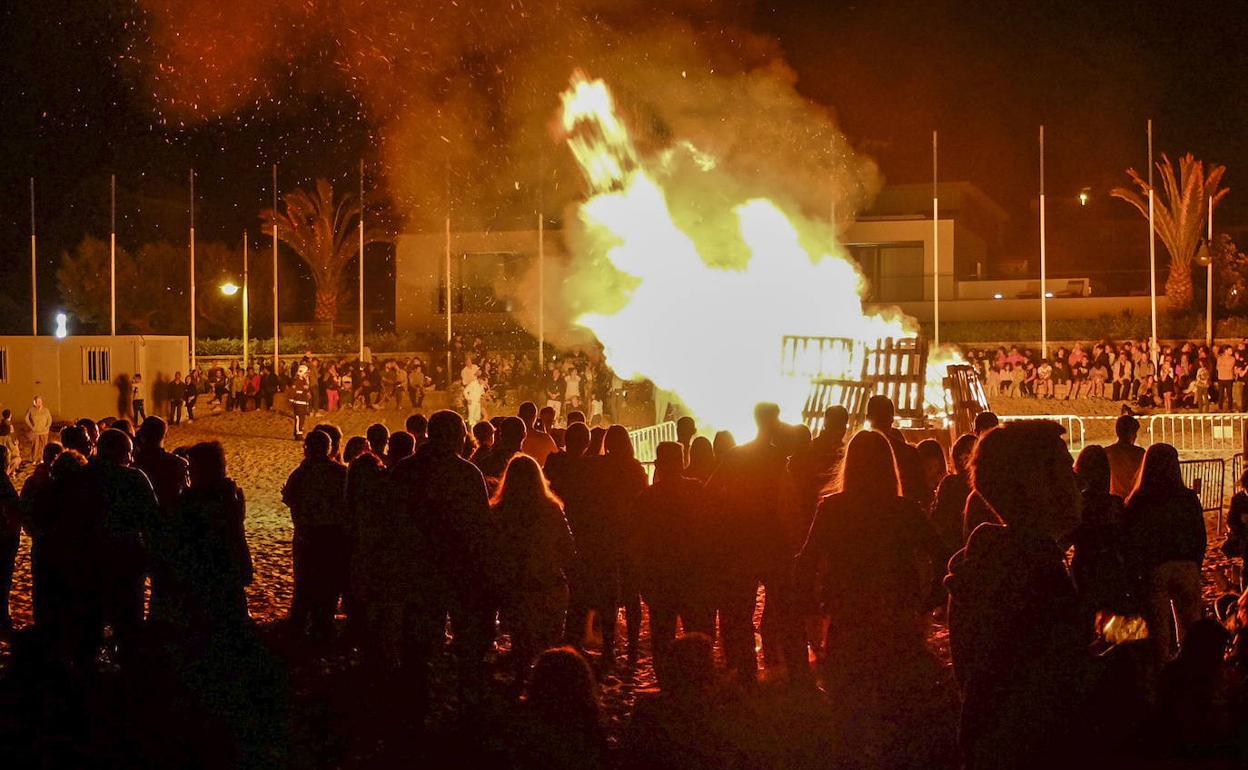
[1111,153,1228,311]
[260,179,385,329]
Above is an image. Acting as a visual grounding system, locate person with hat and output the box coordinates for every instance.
[290,365,313,440]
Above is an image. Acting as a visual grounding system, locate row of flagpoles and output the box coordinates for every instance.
[925,120,1220,362]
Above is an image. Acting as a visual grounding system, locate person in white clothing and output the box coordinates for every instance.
[461,354,480,387]
[464,377,485,425]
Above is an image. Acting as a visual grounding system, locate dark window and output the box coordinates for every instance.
[846,242,925,302]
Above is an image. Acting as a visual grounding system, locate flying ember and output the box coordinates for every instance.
[560,73,956,437]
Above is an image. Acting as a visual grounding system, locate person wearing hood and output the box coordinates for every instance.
[281,430,347,639]
[944,420,1091,770]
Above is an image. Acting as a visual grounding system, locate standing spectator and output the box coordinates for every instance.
[930,433,977,561]
[1216,345,1237,411]
[945,420,1090,769]
[491,454,576,685]
[519,402,558,466]
[390,410,493,707]
[1104,415,1146,499]
[799,430,941,695]
[631,442,716,687]
[131,373,147,421]
[289,366,312,440]
[184,370,199,422]
[1223,470,1248,588]
[707,404,808,685]
[1122,443,1206,666]
[166,441,253,634]
[168,372,186,425]
[1070,445,1131,621]
[91,429,159,669]
[281,431,348,639]
[25,395,52,461]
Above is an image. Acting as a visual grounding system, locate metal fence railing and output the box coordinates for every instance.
[1180,458,1226,533]
[628,421,678,464]
[1148,413,1248,452]
[997,414,1086,453]
[1233,452,1243,489]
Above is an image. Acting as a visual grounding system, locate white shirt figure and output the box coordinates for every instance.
[461,362,480,387]
[564,370,581,400]
[464,378,485,425]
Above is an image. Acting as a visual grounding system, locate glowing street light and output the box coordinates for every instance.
[222,233,250,369]
[54,311,68,339]
[1078,187,1091,207]
[220,282,240,296]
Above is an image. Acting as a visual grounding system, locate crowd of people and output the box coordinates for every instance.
[967,338,1248,411]
[1,396,1247,767]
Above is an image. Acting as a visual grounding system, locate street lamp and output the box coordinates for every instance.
[221,232,250,369]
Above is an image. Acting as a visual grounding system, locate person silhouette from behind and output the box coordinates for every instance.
[865,395,926,505]
[281,430,348,640]
[1104,414,1146,500]
[632,442,716,687]
[90,429,159,668]
[675,416,697,466]
[945,420,1092,770]
[390,410,493,710]
[798,430,942,697]
[707,403,809,686]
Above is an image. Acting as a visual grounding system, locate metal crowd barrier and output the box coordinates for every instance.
[1148,413,1248,452]
[1234,452,1244,489]
[1180,458,1226,533]
[997,414,1086,453]
[628,421,678,464]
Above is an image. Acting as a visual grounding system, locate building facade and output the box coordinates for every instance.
[0,335,188,421]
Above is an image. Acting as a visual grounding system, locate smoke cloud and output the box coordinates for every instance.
[134,0,880,345]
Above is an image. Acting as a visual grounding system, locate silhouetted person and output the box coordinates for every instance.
[865,395,926,504]
[0,446,19,635]
[90,428,159,667]
[478,415,526,481]
[60,425,92,456]
[676,415,697,465]
[347,448,404,673]
[1122,443,1205,667]
[386,430,415,467]
[711,430,735,464]
[587,426,606,456]
[504,646,607,770]
[166,441,253,635]
[519,401,558,466]
[343,435,369,465]
[810,404,849,494]
[390,410,493,708]
[1158,618,1235,755]
[930,433,976,560]
[470,420,496,466]
[133,416,190,620]
[945,420,1092,770]
[1105,414,1146,499]
[583,425,647,666]
[491,454,575,687]
[28,450,102,671]
[366,422,390,457]
[685,436,716,482]
[543,422,588,490]
[281,430,348,639]
[798,430,941,696]
[405,412,428,451]
[632,442,716,686]
[972,411,999,436]
[707,403,809,685]
[312,423,344,463]
[1070,445,1131,621]
[915,438,948,508]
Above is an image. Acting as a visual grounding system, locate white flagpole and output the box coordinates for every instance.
[358,158,366,361]
[932,130,940,349]
[1148,120,1158,362]
[272,164,280,369]
[110,174,117,336]
[189,169,197,370]
[243,231,250,371]
[1208,194,1215,346]
[30,178,37,336]
[445,161,453,382]
[1040,126,1048,359]
[538,150,546,370]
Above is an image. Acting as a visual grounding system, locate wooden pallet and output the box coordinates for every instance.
[943,363,990,435]
[780,335,864,380]
[801,379,872,435]
[863,337,929,427]
[796,336,930,432]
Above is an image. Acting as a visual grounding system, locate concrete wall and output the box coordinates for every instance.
[0,335,188,422]
[870,295,1155,324]
[840,218,957,302]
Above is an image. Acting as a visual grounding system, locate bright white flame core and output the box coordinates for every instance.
[562,74,953,437]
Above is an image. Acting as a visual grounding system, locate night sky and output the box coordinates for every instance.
[2,0,1246,332]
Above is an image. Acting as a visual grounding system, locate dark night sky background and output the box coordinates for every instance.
[1,0,1246,332]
